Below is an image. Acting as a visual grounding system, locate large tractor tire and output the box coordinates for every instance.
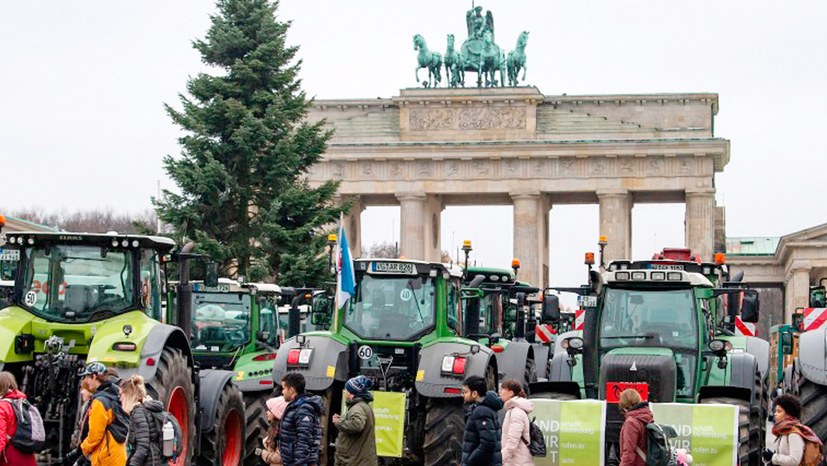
[700,397,753,465]
[792,368,827,442]
[147,347,196,466]
[243,391,271,466]
[423,397,465,466]
[198,382,245,466]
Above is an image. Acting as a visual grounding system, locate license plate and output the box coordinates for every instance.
[578,295,597,307]
[605,382,649,403]
[0,249,20,261]
[370,261,416,275]
[651,264,684,270]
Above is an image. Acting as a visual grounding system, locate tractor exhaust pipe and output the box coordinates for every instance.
[176,241,197,343]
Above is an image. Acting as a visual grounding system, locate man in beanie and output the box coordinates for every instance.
[332,375,377,466]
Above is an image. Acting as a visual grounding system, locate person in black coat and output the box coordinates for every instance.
[279,373,324,466]
[120,375,165,466]
[461,375,504,466]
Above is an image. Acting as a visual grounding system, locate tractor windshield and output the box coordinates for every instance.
[599,287,699,397]
[20,245,135,322]
[346,274,436,340]
[192,292,252,352]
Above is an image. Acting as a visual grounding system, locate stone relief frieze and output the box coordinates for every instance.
[417,160,433,177]
[647,159,662,176]
[362,162,373,176]
[409,107,527,131]
[473,160,491,176]
[390,163,403,178]
[618,160,633,174]
[591,159,607,175]
[445,162,459,177]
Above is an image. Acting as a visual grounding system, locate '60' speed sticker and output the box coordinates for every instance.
[357,345,373,360]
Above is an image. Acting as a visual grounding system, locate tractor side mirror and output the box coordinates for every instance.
[542,294,560,323]
[740,290,760,323]
[792,311,805,331]
[468,274,485,289]
[810,286,827,308]
[204,262,219,287]
[781,332,793,355]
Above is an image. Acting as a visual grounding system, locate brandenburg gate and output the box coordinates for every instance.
[306,86,729,288]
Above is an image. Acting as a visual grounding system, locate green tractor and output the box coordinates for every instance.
[0,232,245,466]
[536,247,768,466]
[272,258,498,466]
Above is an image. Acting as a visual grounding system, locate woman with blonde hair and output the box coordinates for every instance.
[0,371,36,466]
[618,389,653,466]
[499,379,534,466]
[120,375,165,466]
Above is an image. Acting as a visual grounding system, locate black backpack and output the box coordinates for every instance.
[149,409,183,462]
[1,398,45,453]
[522,416,547,457]
[635,422,678,466]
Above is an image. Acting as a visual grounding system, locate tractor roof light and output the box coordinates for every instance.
[0,214,5,228]
[598,235,608,246]
[714,253,726,265]
[585,252,595,265]
[462,240,472,252]
[328,233,337,243]
[615,271,630,280]
[651,271,666,281]
[631,272,646,280]
[667,272,683,281]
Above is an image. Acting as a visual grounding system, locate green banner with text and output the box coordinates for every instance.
[342,391,406,458]
[651,403,739,466]
[532,399,606,466]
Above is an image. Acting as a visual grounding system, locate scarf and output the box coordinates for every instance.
[772,416,823,445]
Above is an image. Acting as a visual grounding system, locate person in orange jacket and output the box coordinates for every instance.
[79,363,129,466]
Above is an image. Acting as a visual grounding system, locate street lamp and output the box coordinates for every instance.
[327,233,337,276]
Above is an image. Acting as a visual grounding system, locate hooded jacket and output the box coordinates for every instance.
[619,402,654,466]
[462,391,504,466]
[0,389,36,466]
[334,392,377,466]
[81,380,129,466]
[279,393,324,466]
[127,399,165,466]
[501,397,534,466]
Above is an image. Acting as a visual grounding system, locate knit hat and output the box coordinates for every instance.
[266,396,288,419]
[345,375,372,396]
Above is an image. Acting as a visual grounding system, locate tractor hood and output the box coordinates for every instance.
[598,347,677,403]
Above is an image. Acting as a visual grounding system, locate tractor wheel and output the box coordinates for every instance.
[198,382,245,466]
[423,397,465,466]
[524,358,537,386]
[485,364,497,390]
[699,397,752,465]
[147,347,196,466]
[243,391,271,466]
[792,364,827,441]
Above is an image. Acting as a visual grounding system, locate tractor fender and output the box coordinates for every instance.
[272,335,348,391]
[727,352,759,403]
[495,341,534,382]
[547,352,573,382]
[104,323,192,385]
[797,327,827,385]
[531,343,550,380]
[743,336,770,381]
[416,341,495,398]
[198,369,236,434]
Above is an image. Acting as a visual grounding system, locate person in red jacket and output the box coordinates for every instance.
[0,371,36,466]
[618,389,653,466]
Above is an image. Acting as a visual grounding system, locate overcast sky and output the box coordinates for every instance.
[1,1,825,292]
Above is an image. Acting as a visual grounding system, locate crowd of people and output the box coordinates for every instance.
[0,367,821,466]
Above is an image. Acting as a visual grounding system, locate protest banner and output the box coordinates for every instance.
[651,403,739,466]
[532,399,606,466]
[342,391,406,457]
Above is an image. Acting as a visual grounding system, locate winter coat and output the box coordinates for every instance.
[619,402,654,466]
[262,421,282,466]
[81,381,129,466]
[334,393,377,466]
[501,397,534,466]
[126,399,165,466]
[461,391,504,466]
[0,389,37,466]
[279,393,324,466]
[772,432,805,466]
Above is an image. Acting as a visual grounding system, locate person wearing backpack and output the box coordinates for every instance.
[618,388,654,466]
[763,394,824,466]
[0,371,36,466]
[499,379,534,466]
[120,375,165,466]
[461,375,504,466]
[79,363,129,466]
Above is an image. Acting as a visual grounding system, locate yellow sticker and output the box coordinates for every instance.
[103,356,115,362]
[235,371,245,381]
[416,370,425,381]
[326,365,335,378]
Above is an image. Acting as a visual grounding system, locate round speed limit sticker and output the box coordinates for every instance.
[357,345,373,360]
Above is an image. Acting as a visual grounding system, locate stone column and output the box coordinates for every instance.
[511,191,550,288]
[343,196,364,258]
[685,189,716,262]
[785,265,811,323]
[397,193,426,260]
[423,195,444,262]
[598,190,632,263]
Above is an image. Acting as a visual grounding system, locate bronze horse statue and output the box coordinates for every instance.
[507,31,529,86]
[444,34,464,88]
[413,34,442,88]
